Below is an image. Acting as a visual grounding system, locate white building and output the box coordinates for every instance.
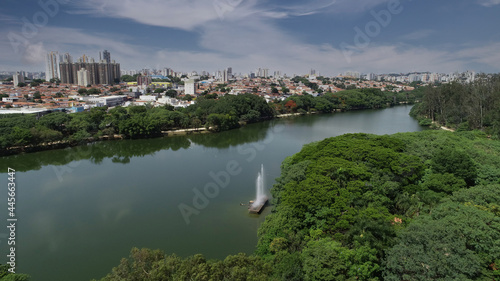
[139,95,157,102]
[77,68,90,86]
[88,96,124,107]
[184,79,196,96]
[13,72,24,86]
[46,51,61,81]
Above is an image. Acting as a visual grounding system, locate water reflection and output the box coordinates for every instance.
[0,136,192,172]
[188,120,273,148]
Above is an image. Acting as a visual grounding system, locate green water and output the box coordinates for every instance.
[0,105,423,281]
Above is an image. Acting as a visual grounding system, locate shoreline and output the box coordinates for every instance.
[0,105,410,157]
[431,121,456,132]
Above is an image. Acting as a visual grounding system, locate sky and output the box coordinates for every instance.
[1,0,500,76]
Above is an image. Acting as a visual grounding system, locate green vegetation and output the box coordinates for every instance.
[121,74,139,82]
[410,74,500,137]
[95,130,500,280]
[275,88,423,114]
[92,249,272,281]
[0,93,274,154]
[0,87,424,155]
[0,265,30,280]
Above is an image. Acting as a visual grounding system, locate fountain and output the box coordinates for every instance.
[248,164,268,214]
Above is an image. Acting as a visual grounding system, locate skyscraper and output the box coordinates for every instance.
[102,50,111,63]
[262,68,269,78]
[184,79,196,96]
[13,72,24,86]
[59,52,121,85]
[77,68,90,86]
[46,51,61,81]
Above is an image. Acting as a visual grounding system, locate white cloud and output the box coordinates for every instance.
[71,0,392,31]
[1,0,499,75]
[400,29,435,41]
[478,0,500,7]
[72,0,262,30]
[1,23,499,75]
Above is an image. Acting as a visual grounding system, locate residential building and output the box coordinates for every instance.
[13,72,24,86]
[59,51,121,85]
[46,51,61,81]
[137,74,152,87]
[77,68,90,86]
[184,79,196,96]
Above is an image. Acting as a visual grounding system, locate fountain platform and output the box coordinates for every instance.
[248,197,268,214]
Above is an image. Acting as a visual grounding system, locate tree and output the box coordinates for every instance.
[0,264,31,280]
[154,88,164,94]
[285,100,297,113]
[38,112,70,132]
[87,88,100,95]
[384,196,500,281]
[121,74,138,82]
[165,89,178,98]
[431,147,477,186]
[77,88,88,95]
[9,127,33,146]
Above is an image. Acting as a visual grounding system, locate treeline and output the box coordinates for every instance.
[0,93,274,152]
[92,250,272,281]
[257,131,500,280]
[275,88,423,114]
[95,130,500,280]
[410,74,500,136]
[0,264,30,280]
[0,88,421,154]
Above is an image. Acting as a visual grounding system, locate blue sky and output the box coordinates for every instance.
[1,0,499,76]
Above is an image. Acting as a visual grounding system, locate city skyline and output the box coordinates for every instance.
[1,0,500,75]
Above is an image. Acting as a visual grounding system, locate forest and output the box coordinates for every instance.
[0,88,420,154]
[87,130,500,281]
[410,73,500,137]
[0,93,274,153]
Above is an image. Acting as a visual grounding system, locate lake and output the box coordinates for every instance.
[0,105,423,280]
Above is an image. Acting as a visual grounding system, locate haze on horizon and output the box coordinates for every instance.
[1,0,499,75]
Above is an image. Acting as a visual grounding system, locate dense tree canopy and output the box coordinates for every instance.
[0,93,276,153]
[411,74,500,137]
[95,130,500,280]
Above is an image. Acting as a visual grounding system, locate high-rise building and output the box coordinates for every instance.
[13,72,24,86]
[262,68,269,78]
[46,51,61,81]
[344,71,360,79]
[77,68,90,86]
[62,53,72,63]
[184,79,196,96]
[137,74,152,87]
[59,52,121,85]
[102,50,111,63]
